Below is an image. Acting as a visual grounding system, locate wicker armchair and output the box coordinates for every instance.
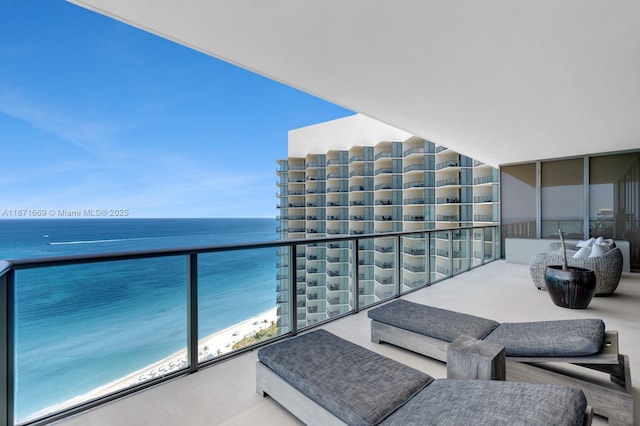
[529,243,623,295]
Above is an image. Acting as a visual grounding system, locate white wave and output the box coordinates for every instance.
[48,237,151,245]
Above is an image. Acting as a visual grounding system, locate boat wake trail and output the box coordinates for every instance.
[48,237,152,245]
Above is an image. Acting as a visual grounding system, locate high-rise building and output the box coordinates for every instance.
[275,114,499,331]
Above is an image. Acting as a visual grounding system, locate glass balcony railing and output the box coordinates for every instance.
[403,164,426,173]
[474,175,498,185]
[435,177,460,187]
[0,224,499,425]
[474,195,493,203]
[402,147,425,157]
[435,159,460,170]
[403,180,426,189]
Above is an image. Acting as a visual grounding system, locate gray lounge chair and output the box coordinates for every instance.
[368,299,633,425]
[256,329,591,425]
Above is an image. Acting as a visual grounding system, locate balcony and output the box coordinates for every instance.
[402,147,425,157]
[374,168,393,175]
[435,177,460,187]
[33,260,640,425]
[474,176,498,185]
[374,183,392,190]
[436,197,460,204]
[474,214,496,222]
[436,215,460,222]
[5,225,634,426]
[435,159,459,170]
[403,198,426,205]
[403,164,426,173]
[474,195,493,203]
[403,180,426,189]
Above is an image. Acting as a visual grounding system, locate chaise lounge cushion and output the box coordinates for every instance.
[380,379,587,426]
[367,299,500,342]
[484,319,605,357]
[369,300,606,357]
[258,329,433,426]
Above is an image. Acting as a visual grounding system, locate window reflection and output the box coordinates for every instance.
[541,159,583,239]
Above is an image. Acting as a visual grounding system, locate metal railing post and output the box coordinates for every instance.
[352,239,360,313]
[480,227,486,264]
[187,254,198,373]
[448,231,454,277]
[466,229,472,271]
[1,267,15,426]
[395,235,402,296]
[425,231,431,285]
[289,244,298,336]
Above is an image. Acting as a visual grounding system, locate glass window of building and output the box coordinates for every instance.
[590,153,640,270]
[500,163,536,238]
[541,159,584,238]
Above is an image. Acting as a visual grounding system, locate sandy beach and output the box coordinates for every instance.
[30,307,277,421]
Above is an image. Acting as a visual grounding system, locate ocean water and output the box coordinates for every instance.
[0,218,278,422]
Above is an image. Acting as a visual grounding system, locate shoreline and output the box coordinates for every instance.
[28,307,277,422]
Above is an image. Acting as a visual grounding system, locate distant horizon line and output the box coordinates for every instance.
[0,217,277,220]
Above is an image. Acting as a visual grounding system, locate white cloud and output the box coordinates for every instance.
[0,88,125,160]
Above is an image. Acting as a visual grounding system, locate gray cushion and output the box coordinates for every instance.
[485,319,605,357]
[381,379,587,426]
[368,299,500,342]
[258,329,433,426]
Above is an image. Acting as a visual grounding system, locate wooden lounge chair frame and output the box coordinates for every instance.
[371,320,633,425]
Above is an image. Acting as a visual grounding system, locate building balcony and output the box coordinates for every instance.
[374,168,393,175]
[286,202,305,208]
[436,197,460,204]
[374,183,392,190]
[403,180,426,189]
[326,173,344,179]
[374,245,393,253]
[403,263,426,273]
[436,215,460,222]
[474,176,498,185]
[403,164,426,173]
[403,146,425,157]
[326,187,347,193]
[474,214,497,222]
[435,178,460,187]
[435,159,460,170]
[403,247,426,256]
[474,195,494,203]
[326,159,345,166]
[21,261,637,426]
[403,198,426,205]
[8,226,635,426]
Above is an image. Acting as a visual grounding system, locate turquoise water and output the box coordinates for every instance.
[0,218,278,422]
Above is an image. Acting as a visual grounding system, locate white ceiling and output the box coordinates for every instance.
[69,0,640,167]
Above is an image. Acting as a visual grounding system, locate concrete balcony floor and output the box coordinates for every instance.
[54,261,639,425]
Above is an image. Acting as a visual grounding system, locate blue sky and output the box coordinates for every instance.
[0,1,352,219]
